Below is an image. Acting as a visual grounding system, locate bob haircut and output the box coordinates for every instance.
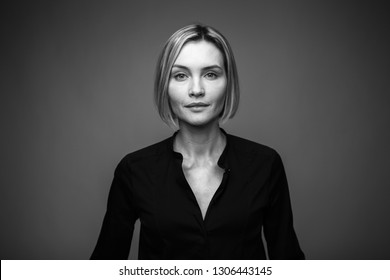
[154,24,240,128]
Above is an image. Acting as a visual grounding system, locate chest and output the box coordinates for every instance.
[131,156,271,240]
[182,164,224,219]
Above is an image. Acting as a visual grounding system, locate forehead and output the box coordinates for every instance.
[174,40,224,68]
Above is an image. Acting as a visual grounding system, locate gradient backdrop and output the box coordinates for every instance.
[1,0,390,259]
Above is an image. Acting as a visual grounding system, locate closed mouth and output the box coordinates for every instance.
[185,102,209,108]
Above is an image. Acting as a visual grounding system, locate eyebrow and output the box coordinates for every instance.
[171,64,223,71]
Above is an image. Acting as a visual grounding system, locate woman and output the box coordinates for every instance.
[91,24,304,260]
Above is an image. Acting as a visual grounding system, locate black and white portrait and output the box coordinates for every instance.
[1,0,390,260]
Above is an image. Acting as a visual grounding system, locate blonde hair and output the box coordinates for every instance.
[154,24,240,128]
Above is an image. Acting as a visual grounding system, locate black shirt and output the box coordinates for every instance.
[91,130,305,259]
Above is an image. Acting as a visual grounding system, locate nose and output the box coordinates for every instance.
[189,78,205,98]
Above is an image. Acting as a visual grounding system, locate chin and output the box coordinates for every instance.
[181,116,219,128]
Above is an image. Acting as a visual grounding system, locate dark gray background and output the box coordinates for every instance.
[1,0,389,259]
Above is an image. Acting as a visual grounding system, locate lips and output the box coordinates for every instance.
[185,102,209,108]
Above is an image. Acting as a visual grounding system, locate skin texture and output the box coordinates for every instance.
[168,40,227,129]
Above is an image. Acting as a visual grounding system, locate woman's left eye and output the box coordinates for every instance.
[205,72,218,79]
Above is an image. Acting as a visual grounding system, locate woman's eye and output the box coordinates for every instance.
[205,72,218,79]
[173,73,188,81]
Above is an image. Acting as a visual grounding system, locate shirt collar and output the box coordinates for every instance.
[169,128,230,171]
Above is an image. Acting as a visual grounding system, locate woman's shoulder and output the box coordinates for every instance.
[227,133,279,158]
[226,133,285,172]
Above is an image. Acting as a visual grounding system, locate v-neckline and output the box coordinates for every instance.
[180,165,229,222]
[171,128,231,222]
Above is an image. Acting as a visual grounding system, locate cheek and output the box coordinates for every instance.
[167,87,184,115]
[215,85,227,112]
[169,82,189,105]
[168,91,179,107]
[215,83,227,102]
[168,82,182,98]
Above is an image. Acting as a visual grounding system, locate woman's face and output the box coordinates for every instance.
[168,40,227,128]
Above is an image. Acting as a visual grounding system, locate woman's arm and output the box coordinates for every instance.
[263,152,305,260]
[91,158,138,260]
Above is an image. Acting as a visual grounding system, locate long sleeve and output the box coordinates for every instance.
[263,152,305,259]
[91,133,305,259]
[91,158,138,259]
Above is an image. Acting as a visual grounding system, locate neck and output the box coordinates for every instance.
[174,120,226,160]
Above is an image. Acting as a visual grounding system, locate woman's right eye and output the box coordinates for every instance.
[173,73,188,81]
